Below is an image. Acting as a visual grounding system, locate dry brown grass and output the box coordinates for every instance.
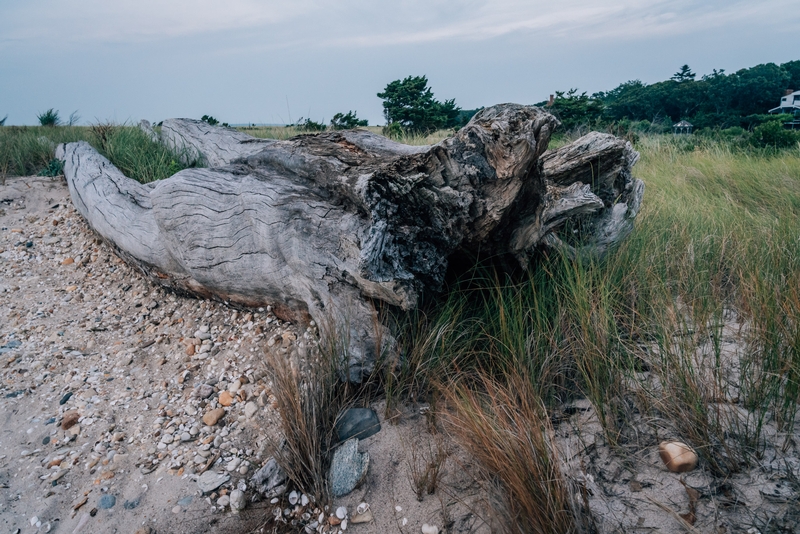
[441,369,593,534]
[263,343,348,508]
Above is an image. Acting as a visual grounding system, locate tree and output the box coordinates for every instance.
[201,115,219,126]
[330,111,368,130]
[672,65,696,83]
[548,89,605,130]
[781,60,800,91]
[377,75,461,133]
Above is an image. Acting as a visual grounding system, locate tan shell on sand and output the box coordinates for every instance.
[658,441,698,473]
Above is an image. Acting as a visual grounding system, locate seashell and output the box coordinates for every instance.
[658,441,698,473]
[301,493,310,506]
[341,519,348,530]
[421,524,440,534]
[335,506,348,520]
[288,490,299,505]
[356,502,370,515]
[302,512,311,521]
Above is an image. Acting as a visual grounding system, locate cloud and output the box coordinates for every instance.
[1,0,315,42]
[2,0,797,47]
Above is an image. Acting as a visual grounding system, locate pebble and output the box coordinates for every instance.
[98,495,116,509]
[217,495,230,507]
[230,489,246,512]
[658,441,698,473]
[197,471,230,493]
[219,391,234,406]
[0,179,317,534]
[61,411,80,430]
[172,505,182,514]
[226,458,241,472]
[202,408,225,426]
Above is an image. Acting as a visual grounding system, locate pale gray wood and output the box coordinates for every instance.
[160,118,274,167]
[59,105,644,380]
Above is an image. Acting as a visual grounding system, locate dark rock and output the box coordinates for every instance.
[42,436,50,445]
[335,408,381,442]
[123,498,140,510]
[59,392,73,405]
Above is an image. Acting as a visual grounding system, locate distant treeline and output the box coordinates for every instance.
[539,60,800,131]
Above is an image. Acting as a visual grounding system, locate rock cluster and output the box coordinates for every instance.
[0,182,316,531]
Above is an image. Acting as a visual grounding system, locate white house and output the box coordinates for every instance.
[769,90,800,114]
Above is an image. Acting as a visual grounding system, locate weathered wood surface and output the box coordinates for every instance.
[58,104,644,380]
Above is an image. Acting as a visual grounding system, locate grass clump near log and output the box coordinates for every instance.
[372,133,800,530]
[0,122,201,185]
[89,123,202,183]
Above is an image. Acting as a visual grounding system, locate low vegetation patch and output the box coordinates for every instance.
[0,122,201,184]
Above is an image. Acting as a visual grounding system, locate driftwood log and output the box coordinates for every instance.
[57,104,643,380]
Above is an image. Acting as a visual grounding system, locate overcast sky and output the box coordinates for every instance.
[1,0,798,126]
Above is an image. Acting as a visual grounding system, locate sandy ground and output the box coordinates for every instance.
[1,175,799,534]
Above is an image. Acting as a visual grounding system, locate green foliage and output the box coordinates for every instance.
[751,118,800,148]
[582,60,799,130]
[295,117,327,132]
[90,123,203,183]
[547,89,605,131]
[783,60,800,90]
[453,108,482,128]
[37,109,61,127]
[200,115,219,126]
[37,158,64,177]
[396,137,800,479]
[0,126,91,180]
[377,75,461,133]
[330,111,368,130]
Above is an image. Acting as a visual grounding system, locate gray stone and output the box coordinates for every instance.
[197,471,230,493]
[335,408,381,442]
[98,495,116,509]
[229,489,246,512]
[329,438,369,497]
[251,457,286,496]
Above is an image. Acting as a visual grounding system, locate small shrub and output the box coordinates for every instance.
[37,109,61,127]
[37,158,64,177]
[404,434,448,501]
[330,111,368,130]
[200,114,219,126]
[295,117,327,132]
[751,119,800,148]
[382,122,404,139]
